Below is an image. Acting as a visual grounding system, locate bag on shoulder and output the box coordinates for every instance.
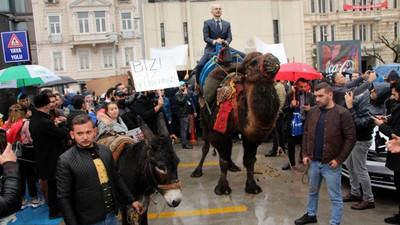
[12,141,36,162]
[11,141,24,157]
[374,131,387,153]
[290,109,303,136]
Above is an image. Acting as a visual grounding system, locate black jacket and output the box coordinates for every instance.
[379,102,400,172]
[133,95,173,135]
[174,90,196,117]
[56,144,136,225]
[0,162,22,217]
[29,110,69,180]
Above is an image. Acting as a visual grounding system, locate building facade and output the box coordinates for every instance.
[31,0,144,82]
[304,0,400,71]
[143,0,399,73]
[142,0,306,71]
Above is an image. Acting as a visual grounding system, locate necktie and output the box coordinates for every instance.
[216,20,222,31]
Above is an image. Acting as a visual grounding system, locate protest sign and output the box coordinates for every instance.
[130,57,180,92]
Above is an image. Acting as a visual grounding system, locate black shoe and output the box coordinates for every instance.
[265,150,277,157]
[49,211,62,219]
[182,144,193,149]
[384,214,400,224]
[282,163,293,170]
[295,213,317,225]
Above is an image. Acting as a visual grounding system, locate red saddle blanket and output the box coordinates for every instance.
[213,83,243,134]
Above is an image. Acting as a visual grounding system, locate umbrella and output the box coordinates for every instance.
[275,63,322,81]
[375,63,400,77]
[37,76,78,88]
[0,65,61,88]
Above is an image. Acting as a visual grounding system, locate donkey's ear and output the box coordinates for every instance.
[137,116,155,145]
[157,112,170,138]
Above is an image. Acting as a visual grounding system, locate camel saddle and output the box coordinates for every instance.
[96,133,136,161]
[213,77,243,134]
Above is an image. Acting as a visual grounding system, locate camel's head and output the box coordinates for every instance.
[242,52,280,83]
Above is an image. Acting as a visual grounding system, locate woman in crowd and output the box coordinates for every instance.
[1,104,43,210]
[97,102,128,135]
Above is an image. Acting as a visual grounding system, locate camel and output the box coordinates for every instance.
[191,52,281,195]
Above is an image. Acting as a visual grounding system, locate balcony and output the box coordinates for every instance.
[121,30,134,39]
[48,34,63,43]
[69,33,110,48]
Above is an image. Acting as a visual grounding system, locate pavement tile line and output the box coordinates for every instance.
[178,161,219,167]
[147,205,247,219]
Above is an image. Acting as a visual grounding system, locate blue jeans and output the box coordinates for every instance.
[307,161,343,225]
[81,212,118,225]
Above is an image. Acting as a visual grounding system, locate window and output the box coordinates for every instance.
[273,20,279,44]
[319,0,326,13]
[352,24,356,40]
[160,23,165,47]
[312,26,317,44]
[49,15,61,34]
[320,25,328,41]
[14,0,26,13]
[359,24,366,41]
[395,0,398,9]
[331,25,335,41]
[395,22,398,40]
[124,47,134,67]
[16,22,27,31]
[0,0,10,12]
[78,49,90,70]
[95,11,106,33]
[102,48,114,68]
[78,12,89,33]
[329,0,333,12]
[370,24,374,41]
[311,0,315,13]
[53,51,64,72]
[361,0,367,10]
[121,12,132,30]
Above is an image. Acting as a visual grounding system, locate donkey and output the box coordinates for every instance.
[99,114,182,225]
[192,52,281,195]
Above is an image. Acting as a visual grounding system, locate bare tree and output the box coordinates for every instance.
[364,36,400,64]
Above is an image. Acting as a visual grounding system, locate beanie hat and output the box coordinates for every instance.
[33,93,50,108]
[387,70,400,81]
[82,90,94,97]
[17,93,27,100]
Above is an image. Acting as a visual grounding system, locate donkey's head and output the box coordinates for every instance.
[139,114,182,207]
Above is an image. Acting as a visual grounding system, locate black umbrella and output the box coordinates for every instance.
[37,76,77,88]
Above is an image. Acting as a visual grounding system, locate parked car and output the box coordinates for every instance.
[342,127,395,190]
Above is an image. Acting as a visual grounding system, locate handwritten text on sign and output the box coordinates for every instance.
[130,58,180,92]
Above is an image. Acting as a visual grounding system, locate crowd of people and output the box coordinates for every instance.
[0,2,399,224]
[262,69,400,225]
[0,76,198,222]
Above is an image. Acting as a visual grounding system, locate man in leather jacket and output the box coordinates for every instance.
[0,143,22,218]
[56,115,144,225]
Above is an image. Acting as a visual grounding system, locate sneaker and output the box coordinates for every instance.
[21,200,31,210]
[31,198,46,208]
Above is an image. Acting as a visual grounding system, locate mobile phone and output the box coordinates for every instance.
[368,113,378,119]
[0,128,6,154]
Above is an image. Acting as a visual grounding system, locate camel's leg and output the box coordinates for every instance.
[242,136,262,194]
[210,132,233,195]
[191,128,211,177]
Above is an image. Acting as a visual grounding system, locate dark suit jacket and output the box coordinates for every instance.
[203,19,232,57]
